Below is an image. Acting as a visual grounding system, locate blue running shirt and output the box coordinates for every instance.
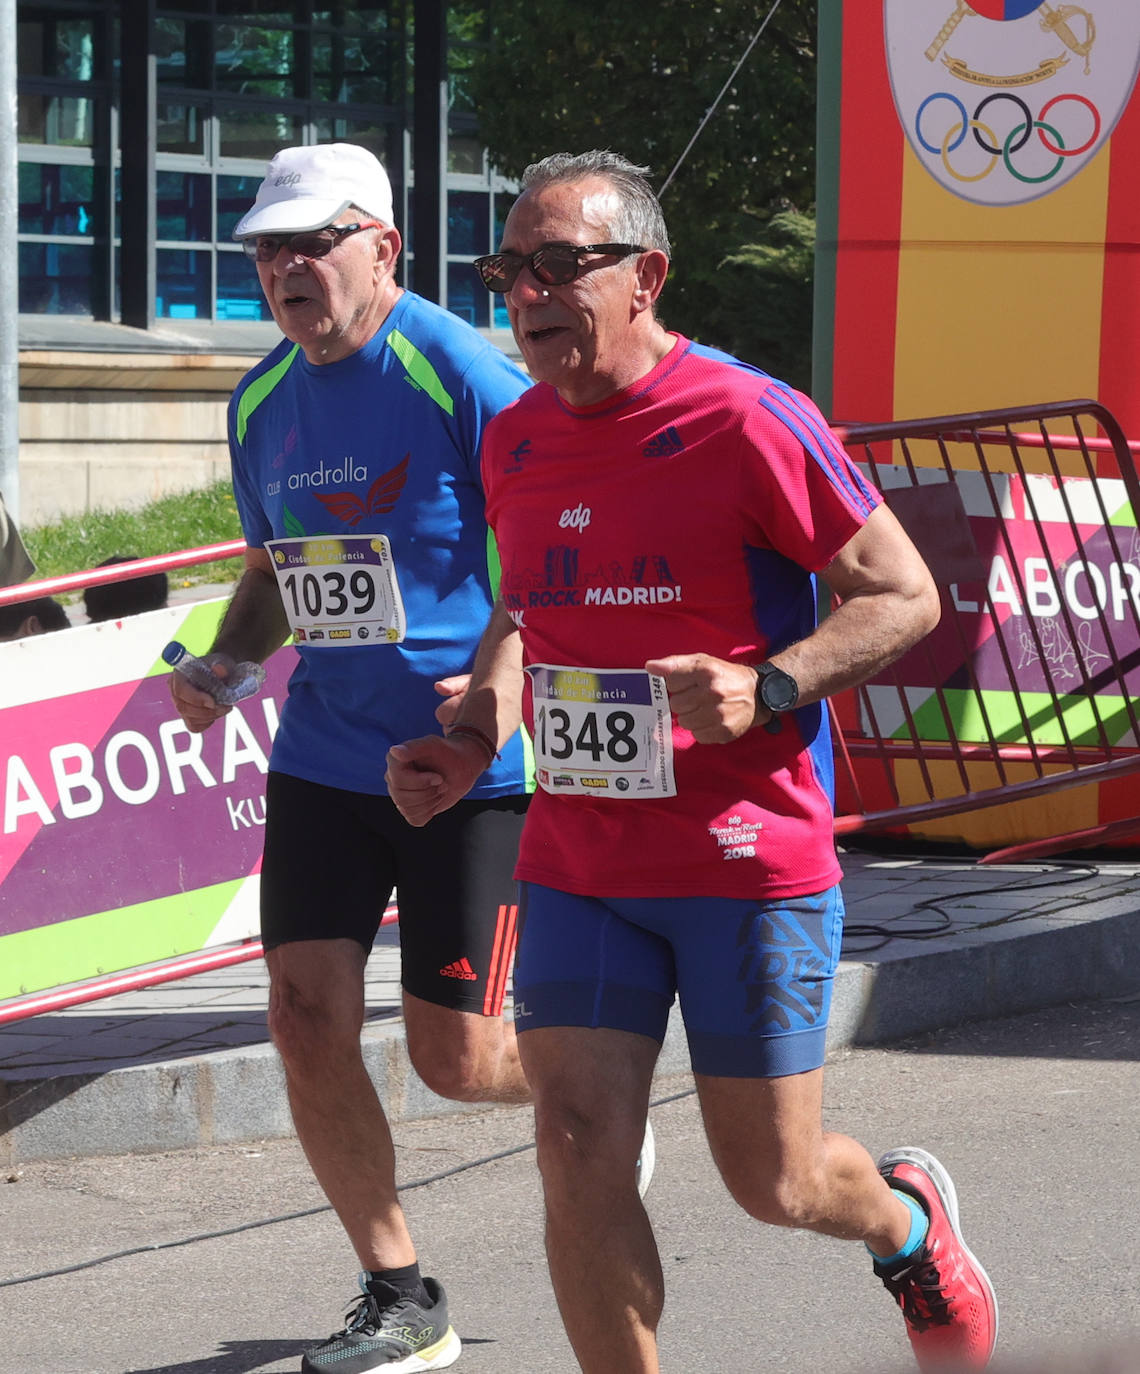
[229,291,531,796]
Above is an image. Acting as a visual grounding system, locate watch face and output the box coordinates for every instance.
[760,666,798,712]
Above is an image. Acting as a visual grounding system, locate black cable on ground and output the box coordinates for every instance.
[840,849,1102,951]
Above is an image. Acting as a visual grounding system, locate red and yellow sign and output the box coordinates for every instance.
[816,2,1140,845]
[816,0,1140,437]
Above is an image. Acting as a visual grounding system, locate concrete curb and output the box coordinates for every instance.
[4,896,1139,1165]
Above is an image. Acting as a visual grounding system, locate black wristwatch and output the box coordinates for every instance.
[754,661,799,735]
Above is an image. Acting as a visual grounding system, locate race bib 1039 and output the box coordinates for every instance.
[266,534,406,647]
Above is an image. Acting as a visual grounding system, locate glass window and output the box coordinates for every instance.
[215,24,295,96]
[216,3,294,20]
[447,191,488,256]
[18,162,46,234]
[19,241,96,314]
[219,73,295,99]
[219,107,301,159]
[156,248,212,320]
[155,17,188,84]
[220,73,296,99]
[493,192,514,245]
[155,16,212,88]
[448,135,483,177]
[491,194,515,327]
[447,47,477,116]
[217,174,265,240]
[313,31,398,104]
[15,0,486,332]
[157,102,205,156]
[312,114,389,158]
[18,93,97,147]
[217,252,273,321]
[447,261,488,328]
[157,172,212,242]
[315,4,393,32]
[19,162,96,236]
[17,17,95,80]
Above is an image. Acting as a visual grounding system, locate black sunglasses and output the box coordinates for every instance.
[473,242,647,293]
[242,220,382,263]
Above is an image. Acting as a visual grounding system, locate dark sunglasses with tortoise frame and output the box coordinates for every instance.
[473,241,646,292]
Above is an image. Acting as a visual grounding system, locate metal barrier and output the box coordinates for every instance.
[831,400,1140,854]
[0,539,246,610]
[6,410,1140,1027]
[0,909,399,1027]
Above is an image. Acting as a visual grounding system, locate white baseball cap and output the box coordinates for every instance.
[233,143,395,239]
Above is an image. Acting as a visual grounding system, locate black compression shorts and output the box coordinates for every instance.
[260,770,529,1015]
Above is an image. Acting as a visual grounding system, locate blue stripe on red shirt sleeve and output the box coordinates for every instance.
[758,383,878,517]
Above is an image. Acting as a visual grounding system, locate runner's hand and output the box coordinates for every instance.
[645,653,763,743]
[386,734,488,826]
[169,666,232,733]
[433,674,470,728]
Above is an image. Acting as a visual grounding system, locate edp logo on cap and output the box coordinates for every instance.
[885,0,1140,205]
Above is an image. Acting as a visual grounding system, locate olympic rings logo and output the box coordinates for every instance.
[915,92,1101,184]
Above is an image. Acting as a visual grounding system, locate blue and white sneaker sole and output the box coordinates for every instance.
[878,1145,1000,1351]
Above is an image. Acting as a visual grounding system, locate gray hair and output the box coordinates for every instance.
[519,151,671,257]
[348,201,389,228]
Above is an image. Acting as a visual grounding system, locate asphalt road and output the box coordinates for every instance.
[2,995,1139,1374]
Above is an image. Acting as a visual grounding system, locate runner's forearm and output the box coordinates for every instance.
[769,504,939,708]
[451,600,524,748]
[767,583,937,710]
[211,554,291,665]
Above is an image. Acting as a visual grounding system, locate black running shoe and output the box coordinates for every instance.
[301,1275,461,1373]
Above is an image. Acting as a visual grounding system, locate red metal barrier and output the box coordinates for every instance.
[6,421,1139,1027]
[0,906,398,1027]
[832,400,1140,851]
[0,540,246,609]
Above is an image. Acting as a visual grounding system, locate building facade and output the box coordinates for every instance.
[14,0,519,524]
[17,0,515,338]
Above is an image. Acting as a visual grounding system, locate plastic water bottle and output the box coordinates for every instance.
[162,641,266,705]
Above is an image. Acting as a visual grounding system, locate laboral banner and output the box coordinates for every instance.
[0,601,296,1001]
[863,467,1140,746]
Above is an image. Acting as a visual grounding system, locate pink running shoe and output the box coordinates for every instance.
[875,1147,999,1371]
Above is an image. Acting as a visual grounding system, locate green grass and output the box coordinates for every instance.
[23,479,246,595]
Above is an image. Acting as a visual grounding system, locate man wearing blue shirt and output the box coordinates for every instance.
[170,143,531,1373]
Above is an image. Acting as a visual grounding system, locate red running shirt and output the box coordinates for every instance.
[482,335,880,899]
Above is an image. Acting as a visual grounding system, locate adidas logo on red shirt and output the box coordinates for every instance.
[642,426,684,457]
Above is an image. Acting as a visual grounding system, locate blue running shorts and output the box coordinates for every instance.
[513,883,845,1078]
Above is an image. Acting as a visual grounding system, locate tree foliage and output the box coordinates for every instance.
[470,0,818,387]
[698,209,816,390]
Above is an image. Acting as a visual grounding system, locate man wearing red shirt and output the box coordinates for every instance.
[387,150,997,1373]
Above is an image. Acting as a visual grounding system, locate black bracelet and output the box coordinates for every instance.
[447,722,500,763]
